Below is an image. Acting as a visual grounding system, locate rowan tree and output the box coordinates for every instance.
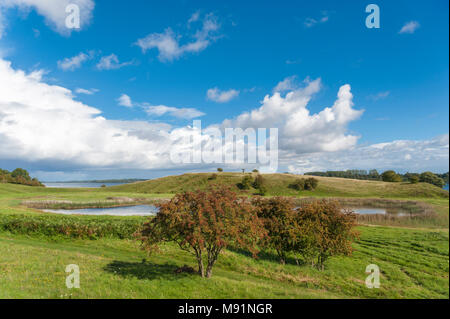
[138,186,266,278]
[253,197,299,264]
[295,200,359,270]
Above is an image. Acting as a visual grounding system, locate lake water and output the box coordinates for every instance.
[42,205,412,217]
[43,182,124,188]
[350,207,410,217]
[43,205,158,216]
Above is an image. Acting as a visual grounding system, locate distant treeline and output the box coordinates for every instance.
[305,170,449,188]
[0,168,43,187]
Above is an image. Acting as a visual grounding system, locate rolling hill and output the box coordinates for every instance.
[107,173,450,199]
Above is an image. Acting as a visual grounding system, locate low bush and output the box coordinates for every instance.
[253,197,298,264]
[295,200,359,270]
[253,197,358,270]
[419,172,445,188]
[381,170,402,182]
[289,177,319,191]
[237,175,253,190]
[0,214,145,239]
[253,174,267,195]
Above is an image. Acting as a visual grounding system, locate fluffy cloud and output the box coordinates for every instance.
[96,54,133,70]
[223,77,364,154]
[207,87,239,103]
[286,134,449,174]
[273,75,298,93]
[145,105,205,119]
[187,11,200,26]
[57,51,94,71]
[399,21,420,34]
[117,94,133,107]
[0,58,174,169]
[116,93,204,119]
[1,57,447,175]
[135,13,220,62]
[0,0,95,38]
[75,87,98,95]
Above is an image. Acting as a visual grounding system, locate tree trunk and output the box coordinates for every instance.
[276,249,286,265]
[206,265,213,278]
[195,249,205,277]
[205,248,221,278]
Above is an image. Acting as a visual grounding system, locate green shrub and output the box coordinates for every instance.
[295,200,359,270]
[253,197,358,270]
[252,174,267,195]
[0,214,145,239]
[289,178,318,191]
[409,175,420,184]
[238,175,253,190]
[381,170,402,182]
[304,178,319,190]
[419,172,445,188]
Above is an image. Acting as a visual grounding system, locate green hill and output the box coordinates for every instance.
[107,173,449,199]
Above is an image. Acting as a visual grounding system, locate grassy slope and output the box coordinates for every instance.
[0,226,447,299]
[107,173,449,224]
[0,177,448,299]
[108,173,449,199]
[0,183,171,215]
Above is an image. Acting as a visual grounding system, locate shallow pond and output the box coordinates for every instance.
[43,182,124,188]
[43,205,158,216]
[349,207,410,217]
[43,205,412,217]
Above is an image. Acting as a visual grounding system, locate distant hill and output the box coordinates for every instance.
[107,172,449,199]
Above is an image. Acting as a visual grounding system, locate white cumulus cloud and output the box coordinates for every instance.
[96,54,133,70]
[57,51,94,71]
[145,105,205,119]
[117,94,133,107]
[207,87,239,103]
[0,0,95,38]
[0,58,175,169]
[135,12,220,62]
[75,87,98,95]
[286,134,449,174]
[1,57,447,175]
[223,77,364,154]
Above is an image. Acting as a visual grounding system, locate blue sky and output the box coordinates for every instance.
[0,0,448,180]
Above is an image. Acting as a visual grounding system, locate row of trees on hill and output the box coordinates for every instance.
[305,170,448,188]
[137,186,358,278]
[0,168,43,187]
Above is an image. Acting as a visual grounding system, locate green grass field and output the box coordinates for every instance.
[0,173,448,299]
[0,226,447,299]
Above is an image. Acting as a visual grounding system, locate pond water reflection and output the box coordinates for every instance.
[43,205,158,216]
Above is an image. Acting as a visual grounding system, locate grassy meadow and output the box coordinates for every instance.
[0,173,448,299]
